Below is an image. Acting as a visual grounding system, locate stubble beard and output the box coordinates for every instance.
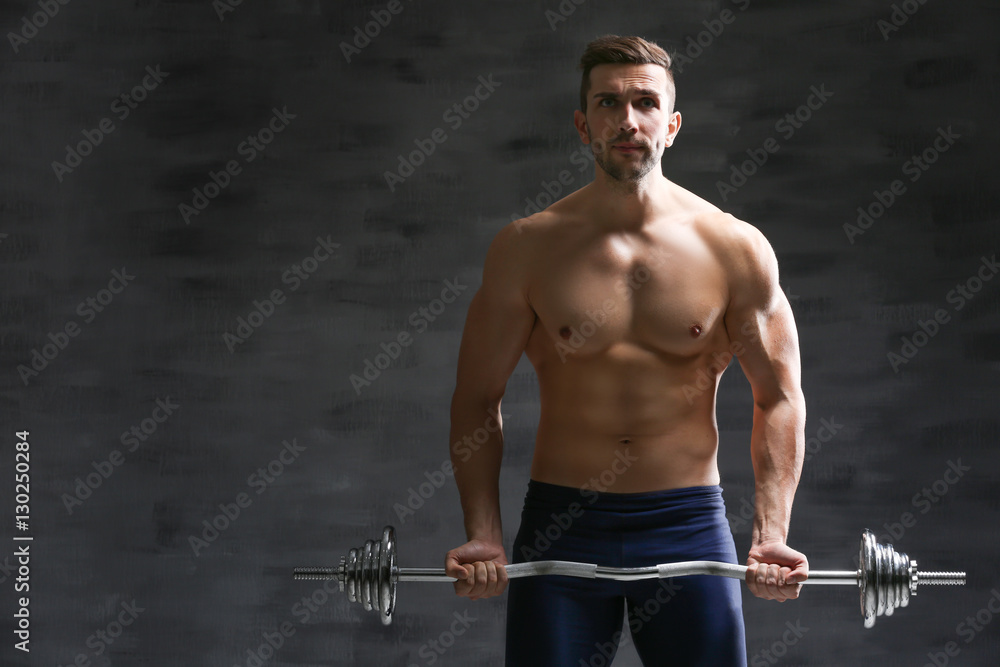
[589,130,661,193]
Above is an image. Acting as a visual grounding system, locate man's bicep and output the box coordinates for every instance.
[453,224,537,403]
[730,296,802,408]
[724,228,803,408]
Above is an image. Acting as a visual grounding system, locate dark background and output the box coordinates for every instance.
[2,0,998,665]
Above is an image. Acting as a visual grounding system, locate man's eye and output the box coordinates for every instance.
[641,98,656,107]
[600,98,615,107]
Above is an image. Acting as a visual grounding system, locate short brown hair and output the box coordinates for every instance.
[578,35,675,113]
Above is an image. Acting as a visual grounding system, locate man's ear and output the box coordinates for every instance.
[665,110,682,147]
[573,109,590,144]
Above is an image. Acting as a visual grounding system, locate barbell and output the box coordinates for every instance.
[293,526,964,628]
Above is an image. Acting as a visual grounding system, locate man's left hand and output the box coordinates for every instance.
[745,540,808,602]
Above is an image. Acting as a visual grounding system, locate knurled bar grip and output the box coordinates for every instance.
[293,526,965,628]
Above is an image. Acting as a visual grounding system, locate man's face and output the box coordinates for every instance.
[573,63,681,184]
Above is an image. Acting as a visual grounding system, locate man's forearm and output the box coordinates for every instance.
[450,397,505,543]
[750,394,806,545]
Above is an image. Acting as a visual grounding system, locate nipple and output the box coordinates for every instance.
[559,326,572,339]
[689,324,703,337]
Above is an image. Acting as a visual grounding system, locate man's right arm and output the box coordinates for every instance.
[445,220,538,599]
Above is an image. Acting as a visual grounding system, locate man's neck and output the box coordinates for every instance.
[587,171,673,231]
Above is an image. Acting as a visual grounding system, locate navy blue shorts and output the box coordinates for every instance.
[505,480,747,667]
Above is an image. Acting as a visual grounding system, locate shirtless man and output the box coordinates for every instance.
[444,35,809,666]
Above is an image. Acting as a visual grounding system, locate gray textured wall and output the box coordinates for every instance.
[1,0,998,665]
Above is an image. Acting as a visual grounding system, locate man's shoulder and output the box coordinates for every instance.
[692,211,781,313]
[502,201,582,253]
[691,209,773,270]
[482,212,557,284]
[492,213,551,257]
[660,181,765,251]
[510,187,586,234]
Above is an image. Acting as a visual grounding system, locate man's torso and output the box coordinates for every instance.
[516,180,751,492]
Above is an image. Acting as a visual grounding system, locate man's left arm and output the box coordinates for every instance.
[722,219,808,602]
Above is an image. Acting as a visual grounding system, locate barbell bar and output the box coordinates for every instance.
[293,526,965,628]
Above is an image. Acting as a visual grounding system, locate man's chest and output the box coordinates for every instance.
[525,231,731,358]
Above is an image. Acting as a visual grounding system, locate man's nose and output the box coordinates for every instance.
[616,104,638,135]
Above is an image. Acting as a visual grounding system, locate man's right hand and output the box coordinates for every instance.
[444,538,509,600]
